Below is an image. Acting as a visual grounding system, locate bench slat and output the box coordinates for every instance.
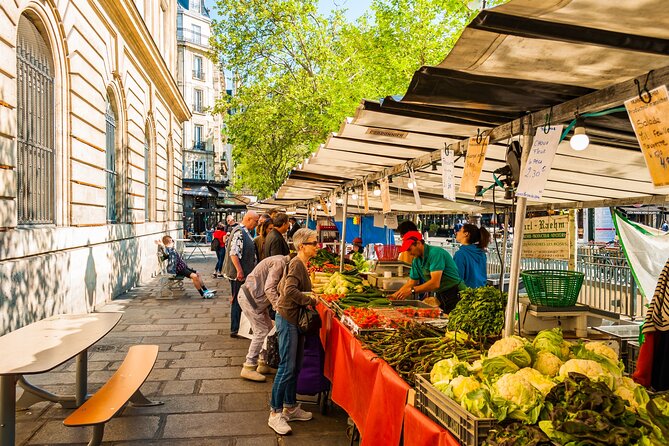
[63,345,159,426]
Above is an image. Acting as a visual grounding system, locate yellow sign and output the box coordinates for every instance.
[625,85,669,187]
[459,136,489,194]
[522,215,570,260]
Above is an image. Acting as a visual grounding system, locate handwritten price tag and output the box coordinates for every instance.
[625,85,669,187]
[459,136,489,194]
[441,148,455,201]
[516,125,563,201]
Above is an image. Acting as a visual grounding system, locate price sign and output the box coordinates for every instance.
[460,136,489,194]
[522,215,570,260]
[516,125,563,200]
[384,213,398,229]
[408,167,422,210]
[380,177,391,214]
[625,85,669,187]
[362,181,370,213]
[441,147,455,201]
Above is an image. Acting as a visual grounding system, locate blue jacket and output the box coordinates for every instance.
[453,244,487,288]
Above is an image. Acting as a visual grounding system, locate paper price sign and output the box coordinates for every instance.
[625,85,669,187]
[459,136,489,194]
[441,148,455,201]
[408,167,422,210]
[380,177,391,214]
[516,125,563,201]
[522,215,570,260]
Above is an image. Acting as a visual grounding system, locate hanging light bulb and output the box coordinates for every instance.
[373,184,381,196]
[351,189,358,200]
[336,195,343,205]
[570,118,590,151]
[317,203,323,210]
[408,180,415,190]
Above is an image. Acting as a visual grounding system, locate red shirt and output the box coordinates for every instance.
[213,229,226,246]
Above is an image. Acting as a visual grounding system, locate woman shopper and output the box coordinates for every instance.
[212,222,227,278]
[268,228,319,435]
[453,224,491,288]
[254,218,273,262]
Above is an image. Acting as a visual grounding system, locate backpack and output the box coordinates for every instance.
[210,237,220,251]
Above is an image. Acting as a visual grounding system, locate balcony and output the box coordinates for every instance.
[192,142,207,151]
[192,69,205,80]
[192,103,204,113]
[177,28,209,48]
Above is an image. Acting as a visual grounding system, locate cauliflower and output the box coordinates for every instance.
[614,376,650,410]
[532,328,571,361]
[584,341,618,362]
[493,373,541,413]
[488,336,534,368]
[447,376,482,403]
[430,357,470,384]
[533,350,563,377]
[515,367,556,396]
[559,359,614,389]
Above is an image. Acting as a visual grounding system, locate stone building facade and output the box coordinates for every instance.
[0,0,190,334]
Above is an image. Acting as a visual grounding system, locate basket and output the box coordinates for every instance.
[520,269,584,307]
[415,374,496,446]
[375,244,400,261]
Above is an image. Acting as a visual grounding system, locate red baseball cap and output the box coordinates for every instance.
[352,237,363,246]
[399,230,423,252]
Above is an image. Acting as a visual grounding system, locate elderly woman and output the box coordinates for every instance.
[268,228,319,435]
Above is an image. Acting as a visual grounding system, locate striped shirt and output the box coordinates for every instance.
[643,258,669,333]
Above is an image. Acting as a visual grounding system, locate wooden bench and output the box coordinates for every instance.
[63,345,163,446]
[156,250,185,299]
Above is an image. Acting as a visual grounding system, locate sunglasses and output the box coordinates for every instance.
[302,241,319,246]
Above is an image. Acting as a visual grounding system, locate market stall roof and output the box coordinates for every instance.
[261,0,669,215]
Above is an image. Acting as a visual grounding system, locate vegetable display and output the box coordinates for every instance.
[360,323,481,385]
[447,286,506,342]
[343,307,383,329]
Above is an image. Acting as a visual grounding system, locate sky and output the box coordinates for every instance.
[204,0,373,22]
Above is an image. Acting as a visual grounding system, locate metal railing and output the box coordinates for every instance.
[192,142,207,151]
[177,28,209,47]
[192,69,205,80]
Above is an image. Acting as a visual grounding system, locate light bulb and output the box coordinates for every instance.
[317,203,322,210]
[570,120,589,151]
[336,196,343,204]
[373,186,381,196]
[351,191,358,200]
[408,181,415,190]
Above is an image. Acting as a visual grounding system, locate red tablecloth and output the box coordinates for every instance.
[403,404,461,446]
[317,304,410,446]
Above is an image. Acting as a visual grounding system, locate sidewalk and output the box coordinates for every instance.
[15,253,350,445]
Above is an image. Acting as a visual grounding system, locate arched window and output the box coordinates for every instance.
[105,95,118,223]
[16,14,55,225]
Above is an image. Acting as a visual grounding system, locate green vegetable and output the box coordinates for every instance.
[445,375,482,403]
[488,336,535,369]
[532,328,571,361]
[430,356,471,385]
[492,373,543,424]
[447,286,506,342]
[515,367,556,397]
[481,356,519,383]
[484,421,552,446]
[559,358,615,390]
[532,350,563,378]
[461,387,501,420]
[571,341,624,378]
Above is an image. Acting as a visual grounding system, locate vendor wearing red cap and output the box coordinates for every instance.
[391,231,465,313]
[347,237,364,261]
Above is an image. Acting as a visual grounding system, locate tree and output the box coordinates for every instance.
[211,0,507,198]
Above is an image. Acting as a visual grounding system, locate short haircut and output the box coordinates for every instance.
[162,235,172,245]
[397,220,418,236]
[273,212,289,227]
[289,217,297,223]
[293,228,317,249]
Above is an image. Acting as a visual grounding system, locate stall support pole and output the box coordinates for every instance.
[568,209,577,271]
[339,193,349,273]
[499,208,510,293]
[504,116,533,337]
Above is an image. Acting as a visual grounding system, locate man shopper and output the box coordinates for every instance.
[391,231,465,313]
[287,217,301,239]
[223,211,260,337]
[263,212,291,258]
[238,254,291,382]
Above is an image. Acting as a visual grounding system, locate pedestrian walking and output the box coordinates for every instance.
[238,254,291,382]
[263,212,291,259]
[223,211,260,337]
[212,222,226,278]
[268,228,319,435]
[157,235,216,298]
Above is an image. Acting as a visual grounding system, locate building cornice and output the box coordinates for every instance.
[99,0,191,122]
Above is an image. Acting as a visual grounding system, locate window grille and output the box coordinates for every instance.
[16,15,55,225]
[105,97,117,223]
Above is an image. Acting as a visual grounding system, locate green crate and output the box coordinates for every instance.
[520,269,584,307]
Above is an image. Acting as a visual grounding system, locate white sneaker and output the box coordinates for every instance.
[283,404,312,422]
[268,412,292,435]
[203,290,216,299]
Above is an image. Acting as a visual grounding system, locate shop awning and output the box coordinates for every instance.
[183,186,215,197]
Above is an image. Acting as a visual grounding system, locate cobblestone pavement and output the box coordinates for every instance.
[14,253,350,445]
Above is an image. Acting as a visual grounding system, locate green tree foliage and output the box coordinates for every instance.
[211,0,507,198]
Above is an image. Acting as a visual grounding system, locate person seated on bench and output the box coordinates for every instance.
[157,235,215,299]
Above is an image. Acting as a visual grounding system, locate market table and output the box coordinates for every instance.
[403,404,461,446]
[317,304,410,446]
[0,312,122,446]
[184,234,208,260]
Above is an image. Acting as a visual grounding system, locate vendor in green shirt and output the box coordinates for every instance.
[391,230,465,313]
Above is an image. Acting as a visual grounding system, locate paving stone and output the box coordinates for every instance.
[235,436,278,446]
[29,415,160,444]
[161,380,196,395]
[163,412,270,438]
[180,366,243,380]
[114,439,233,446]
[223,392,271,412]
[122,394,220,415]
[170,342,202,351]
[200,378,271,394]
[183,350,218,359]
[166,329,220,336]
[169,358,230,368]
[156,318,213,324]
[140,335,199,344]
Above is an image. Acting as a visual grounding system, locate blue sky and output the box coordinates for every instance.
[205,0,373,21]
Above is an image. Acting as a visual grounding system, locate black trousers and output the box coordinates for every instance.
[436,286,462,314]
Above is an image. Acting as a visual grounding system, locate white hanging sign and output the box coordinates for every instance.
[380,177,391,214]
[362,181,370,213]
[408,167,422,210]
[384,213,398,229]
[373,212,385,227]
[441,148,455,201]
[516,125,563,201]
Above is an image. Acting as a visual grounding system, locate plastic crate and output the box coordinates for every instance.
[414,374,496,446]
[375,244,400,261]
[627,341,640,375]
[520,269,584,307]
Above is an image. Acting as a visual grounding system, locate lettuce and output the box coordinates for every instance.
[430,356,470,384]
[532,328,571,361]
[482,356,520,383]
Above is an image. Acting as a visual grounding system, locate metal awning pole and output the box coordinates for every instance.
[499,207,510,293]
[339,192,349,272]
[504,115,533,337]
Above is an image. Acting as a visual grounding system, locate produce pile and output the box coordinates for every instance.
[424,327,669,446]
[447,286,506,342]
[360,323,482,385]
[308,249,357,274]
[320,271,370,295]
[342,307,384,329]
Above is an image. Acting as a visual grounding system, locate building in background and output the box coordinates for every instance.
[176,0,236,233]
[0,0,190,334]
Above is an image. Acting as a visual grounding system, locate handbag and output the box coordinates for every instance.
[265,332,281,369]
[297,305,322,335]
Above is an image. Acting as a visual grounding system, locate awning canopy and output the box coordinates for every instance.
[260,0,669,215]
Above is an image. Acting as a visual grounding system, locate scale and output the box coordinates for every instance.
[367,261,411,291]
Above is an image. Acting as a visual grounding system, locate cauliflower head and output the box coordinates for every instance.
[533,350,563,377]
[532,328,571,361]
[430,357,470,384]
[515,367,556,396]
[584,341,618,362]
[489,336,527,358]
[493,373,541,411]
[559,359,614,389]
[447,376,483,403]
